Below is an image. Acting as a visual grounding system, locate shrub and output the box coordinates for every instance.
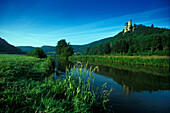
[27,48,47,58]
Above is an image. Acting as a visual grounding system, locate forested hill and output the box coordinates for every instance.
[85,25,170,56]
[0,37,23,54]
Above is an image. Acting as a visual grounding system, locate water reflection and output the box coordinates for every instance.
[96,64,170,93]
[56,60,170,113]
[84,63,170,113]
[56,60,170,93]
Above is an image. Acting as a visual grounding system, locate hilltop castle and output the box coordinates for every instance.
[124,20,136,33]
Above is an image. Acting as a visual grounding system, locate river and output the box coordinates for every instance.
[54,60,170,113]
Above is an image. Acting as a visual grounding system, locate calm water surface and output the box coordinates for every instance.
[55,60,170,113]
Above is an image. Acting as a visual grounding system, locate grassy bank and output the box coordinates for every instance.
[69,55,170,67]
[0,54,112,112]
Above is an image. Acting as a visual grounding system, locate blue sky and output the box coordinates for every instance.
[0,0,169,47]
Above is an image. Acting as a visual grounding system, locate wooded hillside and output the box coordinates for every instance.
[85,25,170,56]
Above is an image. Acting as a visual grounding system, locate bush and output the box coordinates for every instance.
[27,48,47,58]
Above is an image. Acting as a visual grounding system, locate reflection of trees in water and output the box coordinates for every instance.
[56,60,73,72]
[94,65,170,93]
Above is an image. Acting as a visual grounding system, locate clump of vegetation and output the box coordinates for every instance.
[0,54,112,112]
[56,39,74,59]
[27,48,47,58]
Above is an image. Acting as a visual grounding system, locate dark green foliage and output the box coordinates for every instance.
[56,39,68,55]
[103,43,111,54]
[84,25,170,56]
[27,48,47,58]
[56,39,74,58]
[0,37,23,54]
[61,45,74,57]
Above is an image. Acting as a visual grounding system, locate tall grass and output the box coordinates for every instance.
[69,55,170,67]
[0,55,112,112]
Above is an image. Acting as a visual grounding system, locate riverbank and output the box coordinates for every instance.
[69,55,170,67]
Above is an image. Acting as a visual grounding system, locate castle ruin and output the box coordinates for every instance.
[124,20,135,33]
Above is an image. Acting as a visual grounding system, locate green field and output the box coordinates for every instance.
[0,54,111,112]
[69,55,170,67]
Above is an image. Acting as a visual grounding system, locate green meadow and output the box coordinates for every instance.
[0,54,112,112]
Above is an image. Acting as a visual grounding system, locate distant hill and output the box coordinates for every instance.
[41,46,56,55]
[17,37,112,55]
[0,37,23,54]
[17,46,56,55]
[17,46,55,55]
[17,46,35,53]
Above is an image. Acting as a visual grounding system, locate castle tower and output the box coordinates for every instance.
[127,20,132,31]
[124,20,134,34]
[124,23,128,33]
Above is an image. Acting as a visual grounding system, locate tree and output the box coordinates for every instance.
[27,48,47,58]
[151,35,161,51]
[111,41,119,53]
[61,45,74,57]
[103,43,111,54]
[151,24,154,28]
[84,47,90,55]
[56,39,68,55]
[56,39,74,58]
